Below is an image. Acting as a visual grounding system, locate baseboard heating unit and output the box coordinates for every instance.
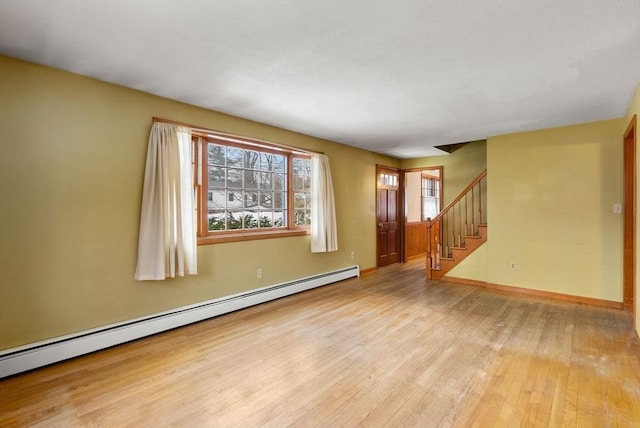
[0,265,360,378]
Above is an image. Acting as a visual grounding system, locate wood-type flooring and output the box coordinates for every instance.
[1,260,639,427]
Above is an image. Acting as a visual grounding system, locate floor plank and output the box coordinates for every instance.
[1,260,639,427]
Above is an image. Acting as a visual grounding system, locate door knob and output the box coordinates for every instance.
[378,223,384,228]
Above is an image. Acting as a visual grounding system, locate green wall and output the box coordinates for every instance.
[486,119,624,301]
[0,55,397,350]
[401,140,486,206]
[1,53,636,350]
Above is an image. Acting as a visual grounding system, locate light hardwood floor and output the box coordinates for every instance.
[1,260,639,427]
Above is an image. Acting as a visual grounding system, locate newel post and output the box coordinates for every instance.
[426,218,432,279]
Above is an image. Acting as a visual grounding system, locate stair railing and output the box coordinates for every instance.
[426,169,487,278]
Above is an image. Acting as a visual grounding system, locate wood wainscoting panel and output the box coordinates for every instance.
[405,221,427,259]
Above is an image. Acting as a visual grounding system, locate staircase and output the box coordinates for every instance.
[426,170,487,279]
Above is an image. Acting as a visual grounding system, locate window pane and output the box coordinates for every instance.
[244,150,259,169]
[273,173,285,190]
[293,158,306,174]
[274,210,286,227]
[228,168,242,188]
[272,154,285,173]
[294,192,306,208]
[273,192,285,209]
[208,189,225,210]
[208,144,225,166]
[209,166,225,188]
[227,191,242,209]
[292,157,311,192]
[259,212,273,228]
[294,158,310,174]
[244,191,258,208]
[261,192,273,209]
[294,209,310,226]
[244,170,259,189]
[227,147,243,167]
[208,212,226,231]
[260,153,273,171]
[243,211,258,229]
[227,211,243,230]
[260,172,272,190]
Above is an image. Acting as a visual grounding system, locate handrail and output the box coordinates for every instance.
[428,169,487,224]
[426,168,487,278]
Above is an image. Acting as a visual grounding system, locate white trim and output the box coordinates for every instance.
[0,265,359,378]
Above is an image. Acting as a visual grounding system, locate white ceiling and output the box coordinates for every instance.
[1,1,639,158]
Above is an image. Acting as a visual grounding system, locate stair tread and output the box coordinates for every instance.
[440,257,454,261]
[465,235,481,239]
[451,246,467,250]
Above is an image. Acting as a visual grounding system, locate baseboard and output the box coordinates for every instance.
[0,265,360,378]
[359,267,377,276]
[441,277,486,288]
[442,276,624,310]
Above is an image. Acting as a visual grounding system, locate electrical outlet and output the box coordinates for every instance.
[256,268,262,279]
[510,262,517,270]
[350,251,355,260]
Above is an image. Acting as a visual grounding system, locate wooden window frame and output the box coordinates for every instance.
[195,133,311,245]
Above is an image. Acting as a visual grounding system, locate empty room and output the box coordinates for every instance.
[1,1,639,426]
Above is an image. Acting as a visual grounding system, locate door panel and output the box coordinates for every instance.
[377,167,401,267]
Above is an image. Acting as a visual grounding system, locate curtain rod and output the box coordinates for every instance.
[152,117,323,155]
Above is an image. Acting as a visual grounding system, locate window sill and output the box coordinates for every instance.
[198,228,310,245]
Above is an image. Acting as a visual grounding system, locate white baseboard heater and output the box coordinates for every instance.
[0,265,360,378]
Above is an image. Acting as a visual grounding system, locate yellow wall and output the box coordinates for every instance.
[0,55,398,350]
[486,119,624,301]
[401,140,486,206]
[1,53,635,350]
[447,242,487,281]
[623,82,640,337]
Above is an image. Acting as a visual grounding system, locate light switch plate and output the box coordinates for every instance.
[613,203,622,214]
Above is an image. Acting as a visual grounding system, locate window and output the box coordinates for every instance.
[421,174,440,220]
[195,134,311,244]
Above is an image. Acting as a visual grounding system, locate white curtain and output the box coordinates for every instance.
[134,123,197,280]
[311,153,338,252]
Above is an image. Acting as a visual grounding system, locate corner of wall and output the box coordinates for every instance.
[626,82,640,338]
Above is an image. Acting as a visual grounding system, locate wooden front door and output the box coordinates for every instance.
[623,115,636,313]
[377,166,401,267]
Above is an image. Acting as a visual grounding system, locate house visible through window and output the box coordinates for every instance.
[195,134,311,244]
